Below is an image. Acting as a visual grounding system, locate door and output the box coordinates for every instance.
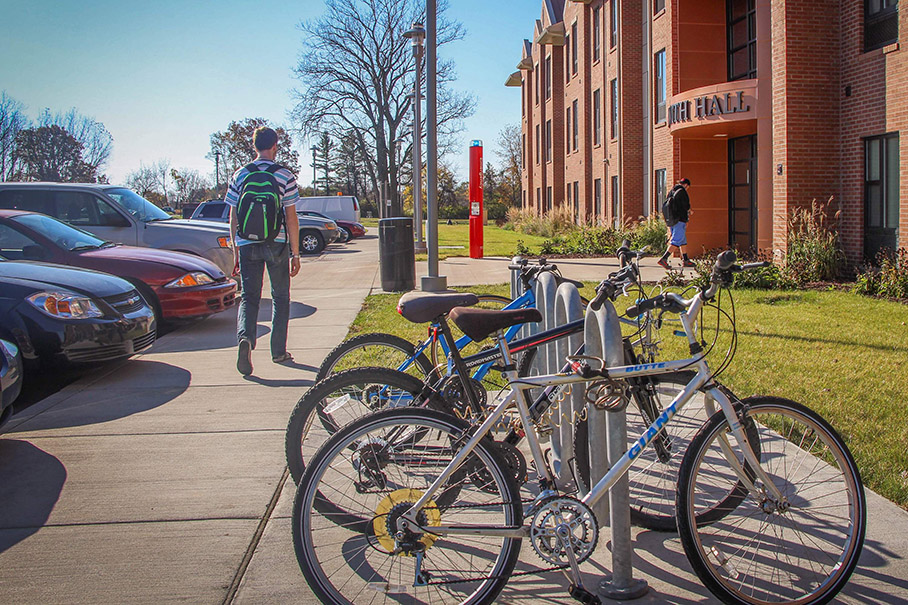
[729,135,757,251]
[864,133,899,260]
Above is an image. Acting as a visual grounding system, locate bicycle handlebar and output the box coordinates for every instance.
[589,263,639,311]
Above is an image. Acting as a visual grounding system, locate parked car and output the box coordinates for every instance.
[296,195,361,223]
[1,338,22,427]
[0,210,237,322]
[0,183,235,275]
[0,256,156,367]
[188,199,340,254]
[298,210,366,241]
[161,206,175,214]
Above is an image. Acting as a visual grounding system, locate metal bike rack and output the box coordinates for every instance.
[551,282,584,487]
[584,300,649,599]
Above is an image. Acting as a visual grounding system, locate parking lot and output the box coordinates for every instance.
[1,234,907,604]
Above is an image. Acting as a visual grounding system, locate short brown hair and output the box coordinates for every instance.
[253,127,278,151]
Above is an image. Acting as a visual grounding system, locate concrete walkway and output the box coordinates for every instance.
[0,234,906,604]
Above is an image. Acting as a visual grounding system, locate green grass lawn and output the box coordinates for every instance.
[347,284,908,509]
[361,218,546,259]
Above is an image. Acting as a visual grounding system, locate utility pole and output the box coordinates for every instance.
[214,150,221,195]
[310,145,318,194]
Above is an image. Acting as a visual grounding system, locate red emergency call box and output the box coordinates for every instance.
[468,140,483,259]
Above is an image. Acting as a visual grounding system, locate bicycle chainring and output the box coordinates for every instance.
[467,439,528,492]
[439,376,487,416]
[530,496,599,566]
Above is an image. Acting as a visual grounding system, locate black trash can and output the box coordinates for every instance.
[379,217,416,292]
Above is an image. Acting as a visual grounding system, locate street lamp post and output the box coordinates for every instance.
[403,22,426,253]
[422,0,446,291]
[310,146,318,194]
[214,150,221,195]
[392,136,405,217]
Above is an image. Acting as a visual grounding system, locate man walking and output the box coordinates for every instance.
[658,177,694,269]
[227,126,301,376]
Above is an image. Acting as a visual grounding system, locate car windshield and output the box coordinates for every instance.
[104,188,171,222]
[12,213,108,251]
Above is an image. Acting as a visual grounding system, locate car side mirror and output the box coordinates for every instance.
[103,214,131,227]
[22,245,47,261]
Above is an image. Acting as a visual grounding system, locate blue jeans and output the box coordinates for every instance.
[236,241,290,357]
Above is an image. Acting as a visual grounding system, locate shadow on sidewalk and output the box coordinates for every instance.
[6,361,190,433]
[0,439,66,553]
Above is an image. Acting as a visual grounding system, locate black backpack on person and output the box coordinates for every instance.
[236,163,284,242]
[661,188,679,227]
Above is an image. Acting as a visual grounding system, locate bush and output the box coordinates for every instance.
[782,197,846,284]
[852,248,908,299]
[691,249,796,291]
[504,207,578,238]
[627,215,668,255]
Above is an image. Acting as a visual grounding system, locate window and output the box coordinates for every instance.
[594,178,602,217]
[728,0,757,80]
[0,189,51,214]
[571,22,578,75]
[521,80,525,116]
[535,124,540,164]
[536,187,541,211]
[655,49,666,123]
[573,181,580,221]
[545,56,551,99]
[593,7,601,61]
[0,223,40,261]
[198,201,227,219]
[655,169,667,216]
[546,186,553,212]
[572,99,579,151]
[610,0,618,49]
[654,0,665,13]
[565,31,571,83]
[593,89,602,145]
[865,133,900,258]
[566,106,572,153]
[535,64,539,104]
[545,120,552,162]
[567,181,572,209]
[866,0,899,51]
[611,175,620,226]
[610,79,618,139]
[53,191,123,227]
[522,134,526,170]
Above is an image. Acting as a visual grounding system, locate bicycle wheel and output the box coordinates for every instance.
[316,332,434,381]
[293,408,523,605]
[677,396,865,605]
[285,367,429,484]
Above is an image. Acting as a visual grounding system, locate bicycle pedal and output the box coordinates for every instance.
[569,583,601,605]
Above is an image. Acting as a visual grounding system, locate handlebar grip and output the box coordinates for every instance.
[626,294,662,318]
[741,261,771,270]
[715,250,737,271]
[589,288,608,311]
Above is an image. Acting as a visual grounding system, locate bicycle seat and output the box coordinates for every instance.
[448,307,542,342]
[397,291,480,324]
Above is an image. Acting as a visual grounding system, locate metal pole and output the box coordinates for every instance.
[422,0,447,292]
[214,150,221,195]
[413,40,426,253]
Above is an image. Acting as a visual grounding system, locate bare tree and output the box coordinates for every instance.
[125,163,160,199]
[152,159,172,204]
[39,108,113,176]
[0,92,28,181]
[291,0,475,216]
[170,168,210,207]
[207,118,300,189]
[496,123,522,208]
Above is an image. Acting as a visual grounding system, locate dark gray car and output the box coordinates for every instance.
[0,183,235,274]
[189,199,340,254]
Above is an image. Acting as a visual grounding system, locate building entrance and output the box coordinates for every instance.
[728,135,757,251]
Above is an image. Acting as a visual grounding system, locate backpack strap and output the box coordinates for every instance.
[243,162,259,174]
[264,163,284,174]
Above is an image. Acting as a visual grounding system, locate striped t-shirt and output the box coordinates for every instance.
[225,159,300,247]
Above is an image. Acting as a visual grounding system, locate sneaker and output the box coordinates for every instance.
[272,352,293,364]
[682,260,696,268]
[237,338,253,376]
[657,258,671,270]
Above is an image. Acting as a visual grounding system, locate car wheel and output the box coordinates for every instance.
[127,280,163,329]
[340,227,353,242]
[300,230,325,255]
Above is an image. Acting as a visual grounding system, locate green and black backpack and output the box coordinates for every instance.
[236,163,284,242]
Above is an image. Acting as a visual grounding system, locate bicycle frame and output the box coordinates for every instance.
[401,288,785,538]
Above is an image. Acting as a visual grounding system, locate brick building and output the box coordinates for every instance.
[509,0,905,261]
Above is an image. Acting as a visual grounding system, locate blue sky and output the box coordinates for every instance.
[0,0,541,186]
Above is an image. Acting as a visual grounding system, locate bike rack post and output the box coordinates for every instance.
[531,270,558,376]
[509,256,523,301]
[584,300,649,600]
[552,282,583,487]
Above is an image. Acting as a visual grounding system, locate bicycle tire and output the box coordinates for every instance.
[285,367,429,484]
[676,396,865,605]
[572,371,759,531]
[293,407,522,605]
[315,332,434,382]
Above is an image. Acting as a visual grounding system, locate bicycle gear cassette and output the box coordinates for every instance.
[530,496,599,566]
[372,488,441,555]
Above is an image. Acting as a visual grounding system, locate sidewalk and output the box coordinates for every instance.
[0,234,905,604]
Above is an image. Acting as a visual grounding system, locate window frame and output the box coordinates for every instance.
[571,21,579,75]
[610,78,618,140]
[654,49,666,124]
[593,6,601,61]
[593,88,601,146]
[572,99,579,152]
[865,0,899,51]
[610,0,618,50]
[545,119,552,163]
[727,0,757,81]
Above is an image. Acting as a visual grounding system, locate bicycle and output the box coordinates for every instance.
[292,251,866,605]
[285,250,712,532]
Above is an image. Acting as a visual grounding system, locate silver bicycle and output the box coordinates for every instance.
[292,251,866,605]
